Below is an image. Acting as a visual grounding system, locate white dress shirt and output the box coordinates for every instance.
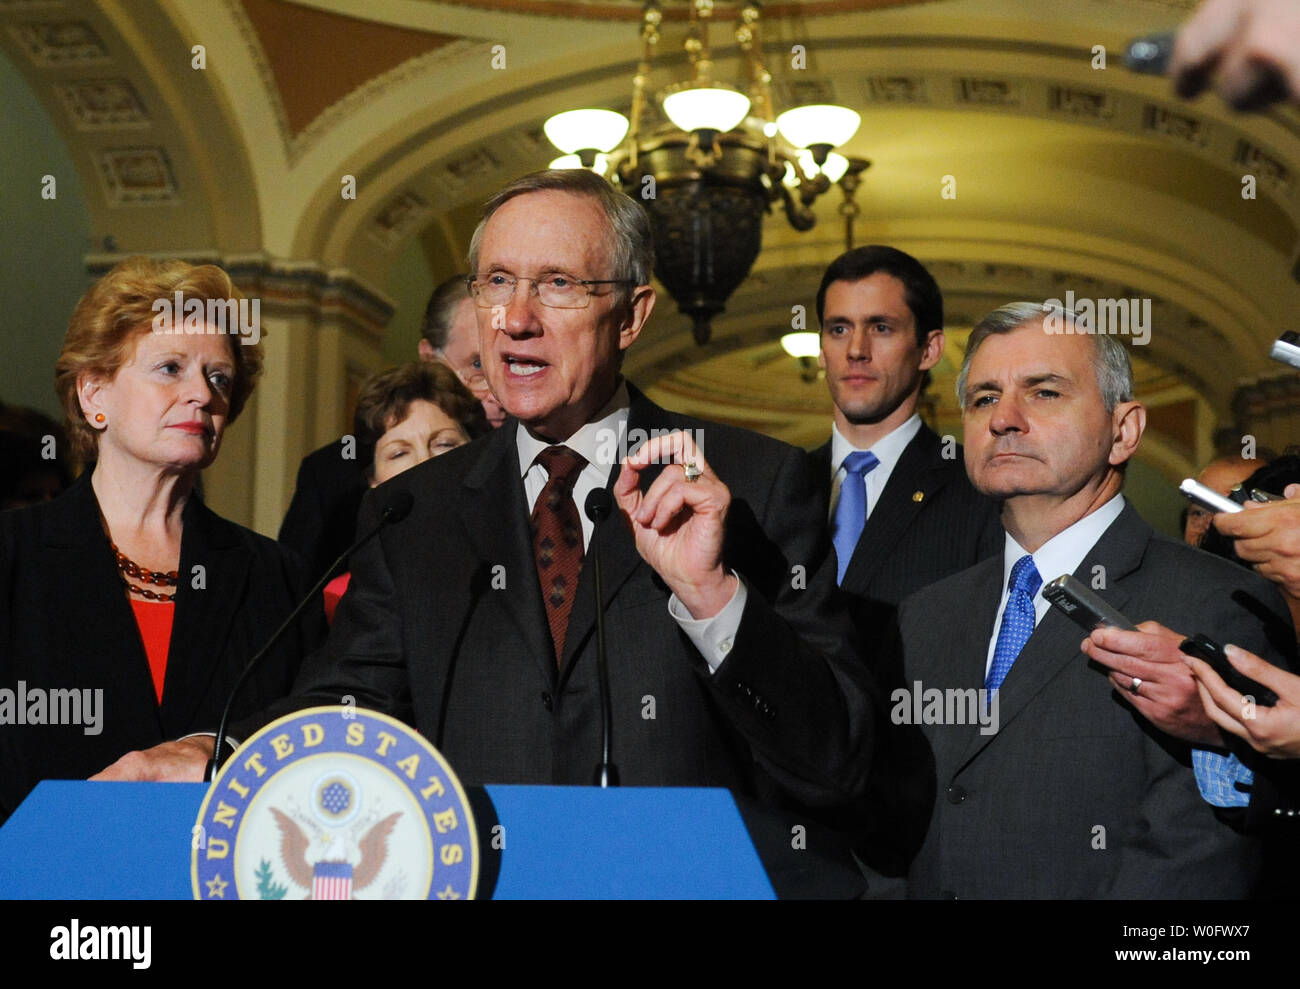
[515,379,746,673]
[978,493,1244,802]
[827,413,924,521]
[983,494,1127,677]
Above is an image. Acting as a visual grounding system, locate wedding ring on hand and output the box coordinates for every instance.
[1129,677,1142,696]
[682,461,702,483]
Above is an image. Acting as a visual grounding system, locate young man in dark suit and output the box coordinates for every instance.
[888,301,1294,898]
[809,247,1000,636]
[807,249,999,892]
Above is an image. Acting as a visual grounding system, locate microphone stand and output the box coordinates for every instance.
[203,490,414,781]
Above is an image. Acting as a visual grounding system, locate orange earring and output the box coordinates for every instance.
[94,413,106,424]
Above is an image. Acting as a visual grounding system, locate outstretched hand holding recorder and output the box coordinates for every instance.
[1188,642,1300,759]
[1048,574,1234,746]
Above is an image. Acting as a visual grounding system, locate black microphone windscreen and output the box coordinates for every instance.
[585,487,613,523]
[382,489,415,524]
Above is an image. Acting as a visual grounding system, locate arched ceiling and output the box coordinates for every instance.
[427,1,932,18]
[3,0,1297,477]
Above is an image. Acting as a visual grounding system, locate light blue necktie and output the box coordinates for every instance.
[831,450,879,584]
[985,554,1042,696]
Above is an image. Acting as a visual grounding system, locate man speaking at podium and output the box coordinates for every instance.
[102,170,877,890]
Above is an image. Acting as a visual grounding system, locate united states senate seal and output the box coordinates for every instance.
[192,706,478,899]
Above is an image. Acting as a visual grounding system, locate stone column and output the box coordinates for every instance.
[201,258,392,536]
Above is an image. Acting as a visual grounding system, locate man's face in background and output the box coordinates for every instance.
[421,296,507,428]
[1184,457,1258,545]
[819,272,942,427]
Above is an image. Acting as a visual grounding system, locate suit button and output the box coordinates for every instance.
[946,784,967,804]
[541,691,553,712]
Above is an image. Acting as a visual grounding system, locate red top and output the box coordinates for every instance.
[324,572,351,625]
[129,599,174,703]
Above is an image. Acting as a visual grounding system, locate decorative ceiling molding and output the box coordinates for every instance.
[368,189,432,249]
[406,51,1300,251]
[95,146,178,205]
[7,17,107,63]
[226,0,483,167]
[55,77,149,129]
[238,0,454,129]
[434,0,939,22]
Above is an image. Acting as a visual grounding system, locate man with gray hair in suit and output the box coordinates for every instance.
[882,301,1294,898]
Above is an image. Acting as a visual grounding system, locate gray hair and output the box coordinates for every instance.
[466,169,654,307]
[956,301,1134,413]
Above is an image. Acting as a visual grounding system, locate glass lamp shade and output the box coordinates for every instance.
[549,153,611,172]
[776,104,860,150]
[662,85,751,133]
[797,149,849,183]
[543,109,629,154]
[781,331,821,358]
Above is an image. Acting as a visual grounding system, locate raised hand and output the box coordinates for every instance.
[1188,643,1300,758]
[1213,483,1300,598]
[1082,620,1223,746]
[613,429,737,619]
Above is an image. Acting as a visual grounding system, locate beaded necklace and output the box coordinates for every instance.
[111,541,178,602]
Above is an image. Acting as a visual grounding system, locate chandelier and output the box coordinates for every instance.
[543,0,869,344]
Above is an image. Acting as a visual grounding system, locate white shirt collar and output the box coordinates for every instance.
[830,414,923,477]
[1002,493,1127,593]
[515,379,630,483]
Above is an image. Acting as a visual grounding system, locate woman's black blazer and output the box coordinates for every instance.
[0,473,324,821]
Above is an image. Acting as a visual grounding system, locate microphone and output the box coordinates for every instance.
[584,488,618,787]
[585,487,612,523]
[435,561,493,752]
[204,488,415,781]
[379,490,415,525]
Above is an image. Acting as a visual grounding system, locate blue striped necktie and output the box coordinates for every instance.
[831,450,879,584]
[985,554,1042,695]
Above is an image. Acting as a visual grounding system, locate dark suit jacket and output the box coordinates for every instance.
[890,501,1295,898]
[0,473,323,822]
[278,439,368,584]
[251,385,876,813]
[811,426,999,888]
[811,424,1001,630]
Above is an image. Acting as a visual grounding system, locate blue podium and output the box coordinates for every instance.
[0,781,774,899]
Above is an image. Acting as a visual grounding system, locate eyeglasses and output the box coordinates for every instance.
[455,363,488,391]
[466,273,634,310]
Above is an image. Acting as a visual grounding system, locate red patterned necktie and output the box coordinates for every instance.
[531,445,588,665]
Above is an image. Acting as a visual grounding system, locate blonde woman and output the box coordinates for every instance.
[0,257,322,821]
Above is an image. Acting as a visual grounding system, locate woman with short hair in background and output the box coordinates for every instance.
[322,361,488,622]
